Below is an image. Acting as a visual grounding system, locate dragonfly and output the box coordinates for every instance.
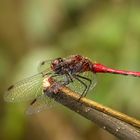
[4,55,140,114]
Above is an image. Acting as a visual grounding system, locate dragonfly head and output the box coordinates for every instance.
[51,57,64,74]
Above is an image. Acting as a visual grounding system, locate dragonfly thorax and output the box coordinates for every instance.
[51,55,93,75]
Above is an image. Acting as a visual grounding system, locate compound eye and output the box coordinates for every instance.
[53,59,59,65]
[57,57,63,63]
[53,58,63,64]
[51,58,63,69]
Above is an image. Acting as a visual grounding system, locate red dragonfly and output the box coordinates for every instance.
[4,55,140,114]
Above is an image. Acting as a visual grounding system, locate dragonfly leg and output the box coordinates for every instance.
[64,73,73,85]
[49,74,59,78]
[76,74,92,97]
[44,73,73,94]
[30,98,37,105]
[51,72,73,86]
[73,75,88,100]
[50,74,65,85]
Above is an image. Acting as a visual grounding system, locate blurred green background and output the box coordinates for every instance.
[1,0,140,140]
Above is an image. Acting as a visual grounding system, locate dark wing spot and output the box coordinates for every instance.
[7,85,14,91]
[41,61,45,65]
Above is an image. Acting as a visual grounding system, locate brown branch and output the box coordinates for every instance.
[46,86,140,140]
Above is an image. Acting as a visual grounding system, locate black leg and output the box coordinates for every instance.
[30,98,37,105]
[50,74,59,78]
[50,74,65,84]
[66,73,73,83]
[76,74,92,97]
[49,72,73,86]
[73,75,88,100]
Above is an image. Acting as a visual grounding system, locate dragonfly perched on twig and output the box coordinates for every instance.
[4,55,140,114]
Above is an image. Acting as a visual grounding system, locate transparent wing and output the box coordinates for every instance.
[38,59,53,74]
[67,71,97,95]
[26,94,55,115]
[4,73,44,103]
[51,71,97,95]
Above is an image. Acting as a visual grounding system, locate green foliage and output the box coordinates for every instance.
[1,1,140,140]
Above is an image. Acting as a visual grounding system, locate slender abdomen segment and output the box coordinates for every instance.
[92,63,140,77]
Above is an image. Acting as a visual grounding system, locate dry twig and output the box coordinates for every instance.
[46,86,140,140]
